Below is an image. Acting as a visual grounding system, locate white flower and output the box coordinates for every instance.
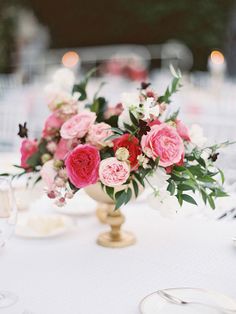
[148,189,180,218]
[189,124,207,148]
[137,154,150,169]
[148,168,170,189]
[52,68,75,92]
[141,97,159,120]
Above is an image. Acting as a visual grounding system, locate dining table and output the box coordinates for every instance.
[0,192,236,314]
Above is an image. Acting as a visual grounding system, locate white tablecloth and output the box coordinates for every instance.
[0,200,236,314]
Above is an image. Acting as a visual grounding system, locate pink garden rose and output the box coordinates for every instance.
[54,139,70,160]
[40,160,57,189]
[175,119,190,141]
[60,111,96,139]
[141,124,184,167]
[65,144,100,188]
[86,122,113,148]
[99,157,130,187]
[42,113,64,138]
[20,139,38,168]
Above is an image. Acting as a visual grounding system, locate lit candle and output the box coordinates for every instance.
[208,50,226,76]
[62,51,80,69]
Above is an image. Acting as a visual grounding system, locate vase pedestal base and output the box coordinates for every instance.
[97,230,136,248]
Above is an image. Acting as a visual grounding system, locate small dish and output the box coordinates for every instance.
[15,213,73,238]
[139,287,236,314]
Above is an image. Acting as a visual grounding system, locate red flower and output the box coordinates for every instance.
[165,153,184,174]
[113,134,141,171]
[20,139,38,168]
[65,144,100,188]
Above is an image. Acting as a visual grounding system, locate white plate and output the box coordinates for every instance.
[139,288,236,314]
[233,237,236,247]
[15,213,73,238]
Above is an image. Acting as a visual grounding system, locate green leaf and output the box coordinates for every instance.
[115,190,127,210]
[73,84,87,101]
[104,134,121,142]
[105,186,114,200]
[129,111,139,126]
[26,152,41,168]
[134,172,145,187]
[125,188,132,204]
[197,157,206,168]
[177,193,183,206]
[167,180,175,195]
[200,189,207,204]
[218,169,225,184]
[182,194,198,205]
[110,127,124,135]
[132,180,139,198]
[154,156,160,166]
[207,195,216,209]
[197,176,215,183]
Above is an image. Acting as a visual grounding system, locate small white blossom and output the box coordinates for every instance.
[148,189,180,218]
[141,97,160,120]
[148,168,170,189]
[137,154,149,169]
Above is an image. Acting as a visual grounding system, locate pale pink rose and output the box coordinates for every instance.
[42,113,64,138]
[86,123,113,148]
[46,141,57,153]
[60,111,96,139]
[20,139,38,168]
[65,144,100,188]
[55,139,70,160]
[141,124,184,167]
[99,157,130,187]
[40,160,57,189]
[175,119,190,141]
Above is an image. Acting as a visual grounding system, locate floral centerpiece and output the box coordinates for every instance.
[13,67,231,246]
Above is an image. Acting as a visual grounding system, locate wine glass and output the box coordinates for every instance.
[0,177,18,308]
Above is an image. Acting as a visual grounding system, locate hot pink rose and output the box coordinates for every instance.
[148,118,161,127]
[175,120,190,141]
[42,113,64,138]
[141,124,184,167]
[20,139,38,168]
[55,139,70,160]
[65,144,100,188]
[40,160,57,189]
[86,122,113,149]
[60,111,96,139]
[99,157,130,187]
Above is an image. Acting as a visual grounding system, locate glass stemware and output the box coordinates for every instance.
[0,177,18,308]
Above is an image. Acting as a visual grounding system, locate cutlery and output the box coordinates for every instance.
[217,208,236,220]
[157,290,236,313]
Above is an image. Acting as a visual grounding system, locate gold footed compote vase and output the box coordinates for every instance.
[85,183,136,248]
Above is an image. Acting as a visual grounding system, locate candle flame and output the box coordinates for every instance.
[62,51,79,68]
[210,50,224,65]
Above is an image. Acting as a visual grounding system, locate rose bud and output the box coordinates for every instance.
[115,147,130,161]
[41,153,52,164]
[53,159,64,169]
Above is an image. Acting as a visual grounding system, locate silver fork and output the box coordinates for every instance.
[157,290,236,313]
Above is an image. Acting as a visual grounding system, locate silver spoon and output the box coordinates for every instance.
[157,290,236,313]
